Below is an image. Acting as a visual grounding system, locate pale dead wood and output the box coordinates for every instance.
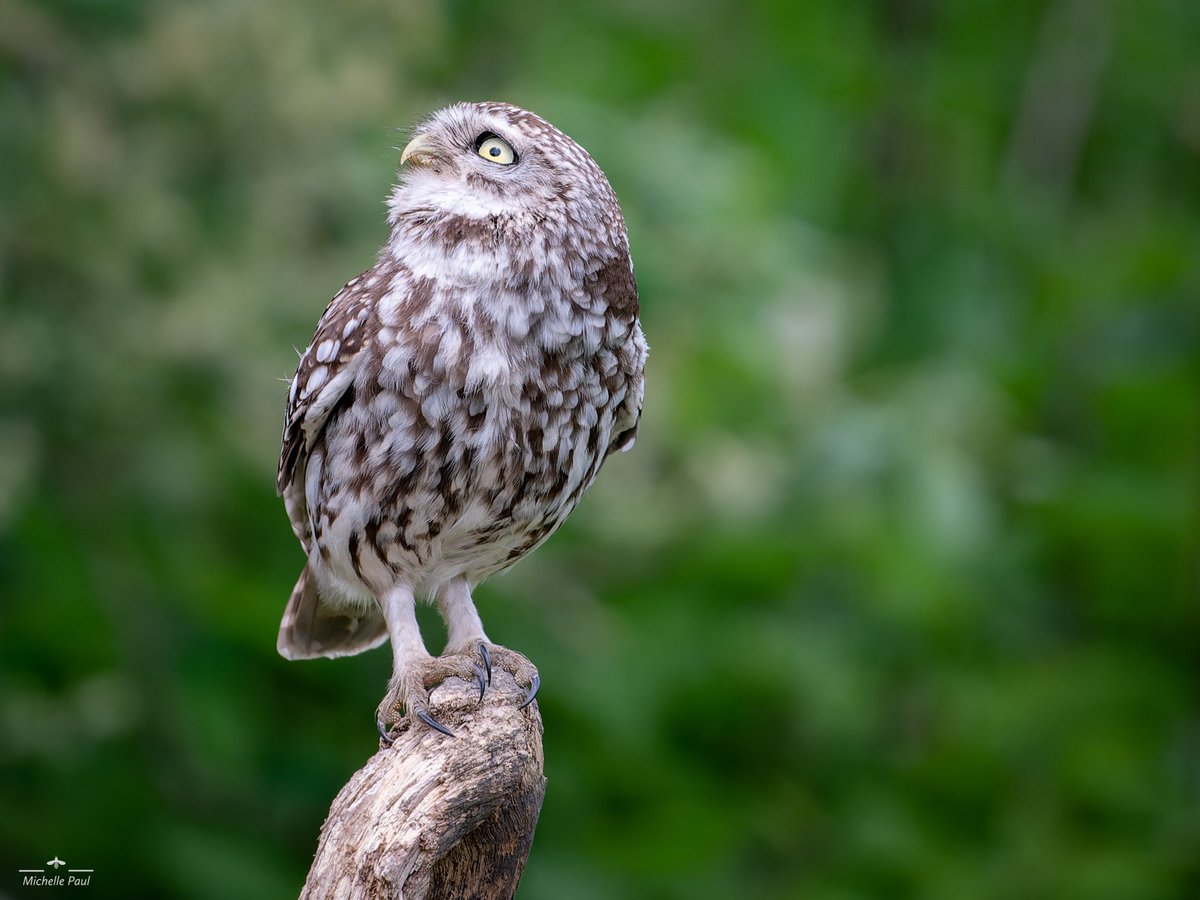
[300,669,545,900]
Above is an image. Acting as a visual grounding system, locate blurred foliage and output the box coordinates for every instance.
[1,0,1198,897]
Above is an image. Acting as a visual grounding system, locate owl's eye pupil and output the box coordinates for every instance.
[489,147,501,157]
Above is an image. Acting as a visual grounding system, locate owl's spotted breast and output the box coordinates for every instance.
[292,243,642,601]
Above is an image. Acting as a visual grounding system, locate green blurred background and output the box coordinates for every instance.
[2,0,1197,897]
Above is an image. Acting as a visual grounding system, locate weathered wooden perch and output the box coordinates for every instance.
[301,669,545,900]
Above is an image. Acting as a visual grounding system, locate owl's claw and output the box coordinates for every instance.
[475,644,540,711]
[377,704,456,743]
[518,672,540,710]
[416,708,456,737]
[471,662,487,700]
[478,642,493,686]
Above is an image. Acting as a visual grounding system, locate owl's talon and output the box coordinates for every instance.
[416,707,456,737]
[479,642,493,686]
[472,662,487,700]
[377,717,394,745]
[518,672,540,710]
[474,644,539,710]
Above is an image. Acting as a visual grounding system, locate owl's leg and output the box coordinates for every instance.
[439,577,490,650]
[439,578,541,710]
[375,582,487,741]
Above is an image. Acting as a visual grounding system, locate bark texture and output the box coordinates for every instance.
[300,670,545,899]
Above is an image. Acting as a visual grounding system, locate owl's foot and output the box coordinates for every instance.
[472,642,541,710]
[376,653,488,744]
[375,645,540,744]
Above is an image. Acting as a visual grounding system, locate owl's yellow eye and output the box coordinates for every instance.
[475,133,516,166]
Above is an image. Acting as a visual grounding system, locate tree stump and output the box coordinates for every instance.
[300,668,545,899]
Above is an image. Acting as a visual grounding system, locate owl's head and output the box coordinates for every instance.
[388,101,620,235]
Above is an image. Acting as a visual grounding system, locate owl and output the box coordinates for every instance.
[276,101,647,738]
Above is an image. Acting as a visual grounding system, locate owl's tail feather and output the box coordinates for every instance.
[277,565,389,660]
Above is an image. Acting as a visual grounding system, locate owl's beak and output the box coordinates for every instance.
[400,134,441,167]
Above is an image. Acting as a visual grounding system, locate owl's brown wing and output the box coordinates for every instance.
[591,252,647,456]
[609,363,644,455]
[277,274,375,502]
[275,275,388,660]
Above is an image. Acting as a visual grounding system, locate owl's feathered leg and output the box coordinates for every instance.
[375,582,487,741]
[439,579,541,710]
[439,577,490,650]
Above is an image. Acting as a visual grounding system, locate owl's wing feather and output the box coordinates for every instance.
[277,276,375,496]
[591,251,647,456]
[278,564,389,659]
[610,367,644,454]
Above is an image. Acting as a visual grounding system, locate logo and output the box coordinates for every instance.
[17,857,92,888]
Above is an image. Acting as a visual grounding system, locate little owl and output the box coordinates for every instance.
[276,101,647,738]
